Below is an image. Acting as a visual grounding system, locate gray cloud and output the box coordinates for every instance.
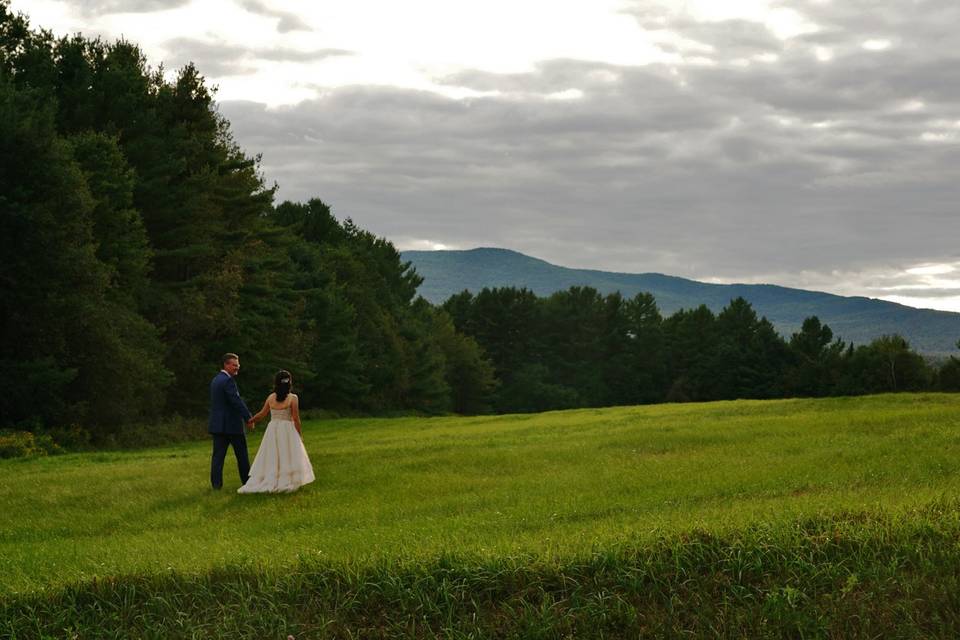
[215,0,960,294]
[665,18,784,59]
[52,0,312,34]
[62,0,190,17]
[163,38,258,76]
[162,37,352,76]
[237,0,311,33]
[259,47,353,63]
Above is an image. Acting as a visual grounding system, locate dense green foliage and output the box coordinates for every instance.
[0,3,495,437]
[444,286,954,413]
[4,393,960,636]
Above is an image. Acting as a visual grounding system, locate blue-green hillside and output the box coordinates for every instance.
[404,247,960,354]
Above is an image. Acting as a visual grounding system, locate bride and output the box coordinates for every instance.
[238,370,315,494]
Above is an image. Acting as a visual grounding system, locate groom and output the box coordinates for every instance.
[209,353,254,489]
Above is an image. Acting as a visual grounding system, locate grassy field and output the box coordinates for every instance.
[4,393,960,637]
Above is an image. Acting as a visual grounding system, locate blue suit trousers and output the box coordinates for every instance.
[210,432,250,488]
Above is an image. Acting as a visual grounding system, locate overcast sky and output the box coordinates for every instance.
[14,0,960,311]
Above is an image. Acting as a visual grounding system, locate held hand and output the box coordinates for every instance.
[246,418,256,430]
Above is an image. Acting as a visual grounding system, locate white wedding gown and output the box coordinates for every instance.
[238,402,315,493]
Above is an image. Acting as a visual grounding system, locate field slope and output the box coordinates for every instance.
[4,394,960,637]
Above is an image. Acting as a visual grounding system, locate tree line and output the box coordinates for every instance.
[0,3,496,440]
[443,287,960,413]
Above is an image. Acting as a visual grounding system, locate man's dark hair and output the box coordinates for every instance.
[222,353,239,366]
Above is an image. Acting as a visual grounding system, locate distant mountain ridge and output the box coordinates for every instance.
[402,247,960,355]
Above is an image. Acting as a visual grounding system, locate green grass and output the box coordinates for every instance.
[4,393,960,637]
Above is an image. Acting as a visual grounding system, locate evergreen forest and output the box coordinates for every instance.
[445,288,960,413]
[0,3,495,440]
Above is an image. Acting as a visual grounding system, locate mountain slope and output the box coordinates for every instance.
[403,248,960,354]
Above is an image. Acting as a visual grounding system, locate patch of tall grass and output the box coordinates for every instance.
[4,501,960,638]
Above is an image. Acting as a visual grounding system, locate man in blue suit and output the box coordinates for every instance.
[209,352,254,489]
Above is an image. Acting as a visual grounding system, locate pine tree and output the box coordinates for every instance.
[0,69,170,429]
[663,305,720,401]
[625,292,668,404]
[542,287,606,406]
[787,316,845,397]
[430,309,497,414]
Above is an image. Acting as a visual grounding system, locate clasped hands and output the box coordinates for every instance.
[246,417,257,431]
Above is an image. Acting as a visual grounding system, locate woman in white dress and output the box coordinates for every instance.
[238,370,315,494]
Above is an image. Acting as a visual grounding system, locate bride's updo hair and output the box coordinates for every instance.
[274,370,293,402]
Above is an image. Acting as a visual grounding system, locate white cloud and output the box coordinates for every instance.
[879,295,960,313]
[394,238,460,251]
[862,38,892,51]
[546,89,585,101]
[921,131,955,143]
[814,46,833,61]
[906,264,955,276]
[701,260,960,313]
[898,99,926,113]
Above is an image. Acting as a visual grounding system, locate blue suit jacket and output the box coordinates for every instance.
[208,371,253,434]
